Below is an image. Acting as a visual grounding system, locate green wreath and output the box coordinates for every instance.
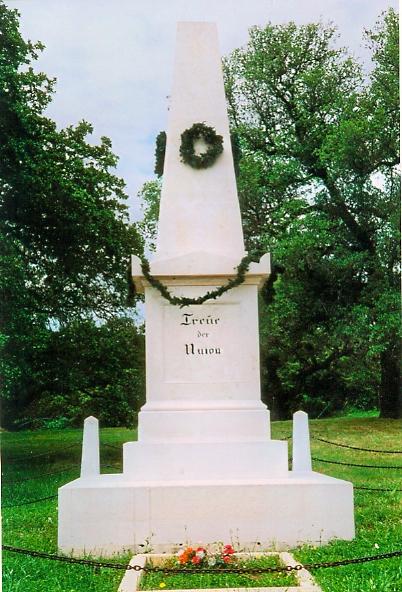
[179,122,223,169]
[154,130,241,178]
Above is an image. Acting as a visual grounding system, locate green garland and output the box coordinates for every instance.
[140,252,255,307]
[230,130,242,178]
[154,131,166,176]
[180,123,223,169]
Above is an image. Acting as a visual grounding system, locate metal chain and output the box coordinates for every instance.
[312,456,402,469]
[283,434,402,455]
[3,475,400,500]
[3,483,400,506]
[2,463,121,485]
[2,494,58,509]
[5,444,79,463]
[5,436,400,464]
[2,545,402,573]
[354,485,402,492]
[311,436,402,454]
[5,442,123,463]
[2,466,78,484]
[303,550,402,570]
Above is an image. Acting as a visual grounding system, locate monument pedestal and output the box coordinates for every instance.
[58,473,354,556]
[58,278,354,557]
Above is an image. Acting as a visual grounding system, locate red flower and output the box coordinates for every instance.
[192,555,201,565]
[223,555,232,563]
[223,545,235,555]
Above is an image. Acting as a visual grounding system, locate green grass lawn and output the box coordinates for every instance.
[2,418,402,591]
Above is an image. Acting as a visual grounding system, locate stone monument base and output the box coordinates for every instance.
[58,473,354,556]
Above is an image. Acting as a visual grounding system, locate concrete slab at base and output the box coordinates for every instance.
[58,473,354,557]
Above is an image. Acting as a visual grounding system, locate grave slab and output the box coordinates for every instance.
[117,552,323,592]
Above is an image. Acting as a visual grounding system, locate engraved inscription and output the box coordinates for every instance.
[163,302,247,383]
[185,343,222,355]
[181,313,220,326]
[181,312,222,356]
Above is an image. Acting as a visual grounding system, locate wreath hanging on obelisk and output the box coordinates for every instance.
[179,122,223,169]
[155,126,241,176]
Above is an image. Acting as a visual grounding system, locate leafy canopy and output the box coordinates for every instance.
[0,2,144,427]
[223,10,400,417]
[0,2,142,323]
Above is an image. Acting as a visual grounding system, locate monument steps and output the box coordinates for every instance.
[123,440,288,480]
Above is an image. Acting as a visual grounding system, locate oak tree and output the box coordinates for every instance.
[0,3,143,425]
[223,9,400,417]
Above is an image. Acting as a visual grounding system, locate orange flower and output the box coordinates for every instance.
[179,547,195,564]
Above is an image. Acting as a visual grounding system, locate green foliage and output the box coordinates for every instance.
[230,130,242,177]
[0,3,145,426]
[0,232,49,418]
[137,179,162,252]
[154,131,166,176]
[15,317,145,429]
[223,10,400,418]
[0,4,142,322]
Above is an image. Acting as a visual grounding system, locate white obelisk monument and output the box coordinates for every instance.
[58,22,354,556]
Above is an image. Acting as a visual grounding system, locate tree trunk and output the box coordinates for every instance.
[379,344,402,418]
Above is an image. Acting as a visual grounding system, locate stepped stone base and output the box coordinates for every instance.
[58,473,354,557]
[123,439,288,480]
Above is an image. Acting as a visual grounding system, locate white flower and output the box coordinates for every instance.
[177,550,185,556]
[207,557,216,566]
[196,550,205,558]
[374,543,379,549]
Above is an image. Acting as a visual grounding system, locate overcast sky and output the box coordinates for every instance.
[9,0,398,220]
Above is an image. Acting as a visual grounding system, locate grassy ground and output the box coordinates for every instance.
[1,428,135,592]
[272,418,402,592]
[2,418,402,591]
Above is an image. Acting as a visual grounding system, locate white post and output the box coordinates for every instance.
[80,416,100,477]
[292,410,312,473]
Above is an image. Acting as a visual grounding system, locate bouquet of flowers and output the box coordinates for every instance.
[176,544,236,568]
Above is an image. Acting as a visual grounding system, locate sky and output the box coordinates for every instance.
[9,0,398,221]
